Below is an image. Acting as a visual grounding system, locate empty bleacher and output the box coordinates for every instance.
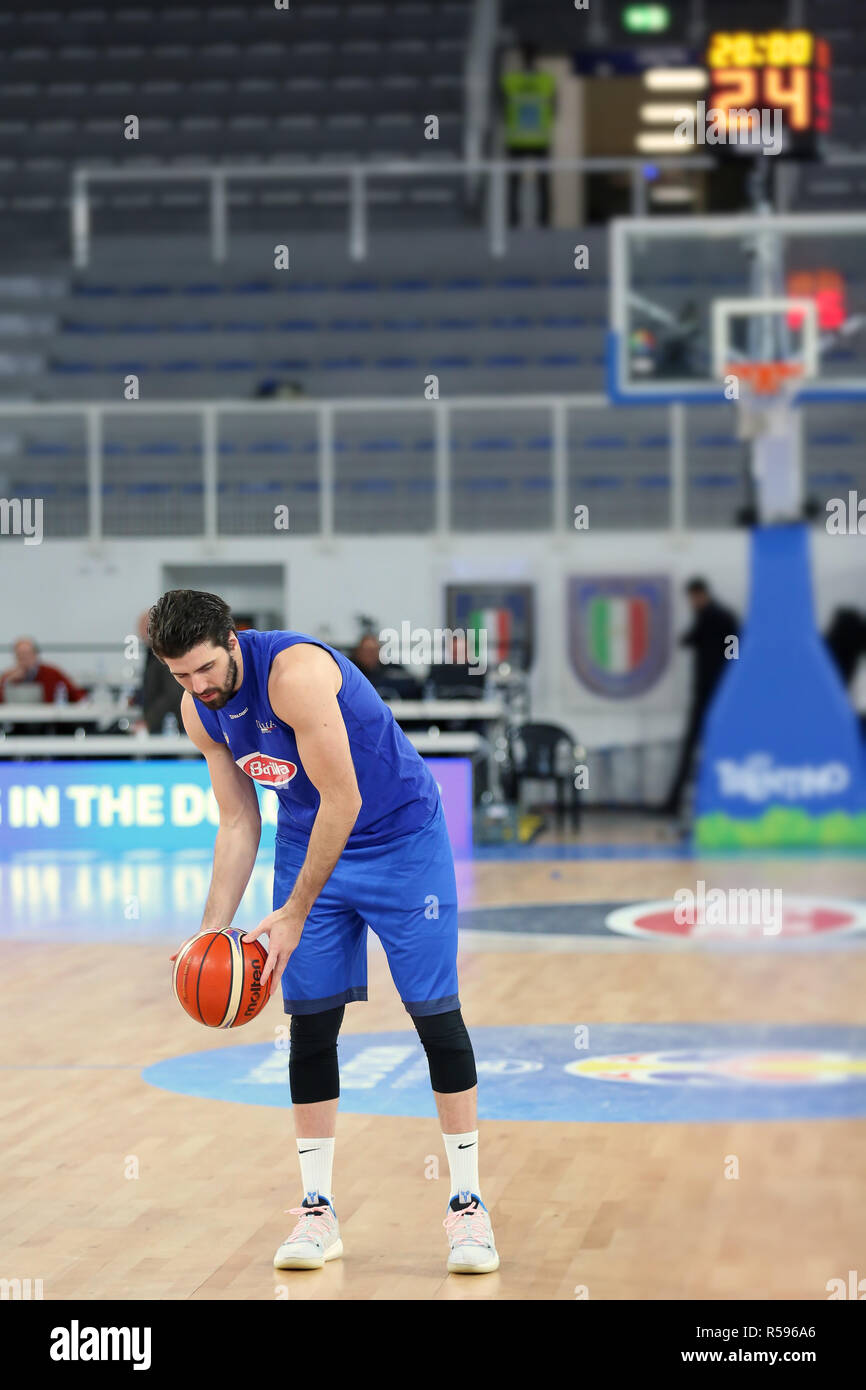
[0,0,472,251]
[1,223,865,537]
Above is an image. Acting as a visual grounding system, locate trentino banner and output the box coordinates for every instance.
[695,525,866,848]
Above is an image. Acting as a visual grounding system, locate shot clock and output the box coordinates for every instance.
[706,29,831,157]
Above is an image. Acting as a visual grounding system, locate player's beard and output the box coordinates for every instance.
[196,653,239,711]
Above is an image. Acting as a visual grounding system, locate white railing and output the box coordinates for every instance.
[0,394,690,539]
[70,154,718,268]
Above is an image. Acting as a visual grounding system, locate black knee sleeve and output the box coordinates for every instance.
[288,1005,344,1105]
[411,1008,477,1094]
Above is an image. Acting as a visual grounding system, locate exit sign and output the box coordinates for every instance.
[622,4,670,32]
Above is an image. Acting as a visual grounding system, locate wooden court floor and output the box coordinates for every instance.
[2,847,866,1301]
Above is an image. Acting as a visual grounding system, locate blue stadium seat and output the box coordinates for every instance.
[695,434,738,448]
[237,480,282,494]
[463,477,510,490]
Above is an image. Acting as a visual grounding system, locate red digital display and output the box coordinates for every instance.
[787,270,846,332]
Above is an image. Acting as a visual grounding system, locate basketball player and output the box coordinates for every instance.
[150,590,499,1275]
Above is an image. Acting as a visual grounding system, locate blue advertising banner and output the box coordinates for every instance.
[0,756,473,857]
[695,525,866,848]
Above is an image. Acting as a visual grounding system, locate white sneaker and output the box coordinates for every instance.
[273,1195,343,1270]
[443,1194,500,1274]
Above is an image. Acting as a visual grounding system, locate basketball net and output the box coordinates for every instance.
[726,361,805,522]
[729,361,802,441]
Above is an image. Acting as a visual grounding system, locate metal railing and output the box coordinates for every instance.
[70,154,718,267]
[0,394,694,539]
[463,0,500,176]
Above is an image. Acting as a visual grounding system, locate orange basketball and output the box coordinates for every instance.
[171,928,272,1028]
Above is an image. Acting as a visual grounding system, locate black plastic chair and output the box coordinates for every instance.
[506,721,581,827]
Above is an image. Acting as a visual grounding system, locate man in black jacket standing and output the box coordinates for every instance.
[661,578,739,817]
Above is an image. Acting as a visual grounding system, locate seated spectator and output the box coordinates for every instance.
[0,636,86,703]
[428,632,486,699]
[132,610,184,734]
[255,378,306,400]
[351,633,420,699]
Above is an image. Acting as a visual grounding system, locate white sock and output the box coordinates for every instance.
[443,1130,480,1205]
[296,1137,335,1205]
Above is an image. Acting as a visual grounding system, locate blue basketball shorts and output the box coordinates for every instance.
[272,801,460,1017]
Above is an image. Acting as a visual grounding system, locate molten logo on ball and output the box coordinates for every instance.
[243,955,265,1019]
[171,927,272,1028]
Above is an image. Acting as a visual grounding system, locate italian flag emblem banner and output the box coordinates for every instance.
[467,607,512,665]
[587,595,649,674]
[568,576,671,698]
[446,584,535,671]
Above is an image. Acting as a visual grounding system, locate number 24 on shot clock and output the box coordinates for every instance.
[706,29,831,153]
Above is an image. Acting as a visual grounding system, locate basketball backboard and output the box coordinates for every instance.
[608,212,866,403]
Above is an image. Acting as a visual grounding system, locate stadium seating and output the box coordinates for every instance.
[0,0,472,250]
[1,223,865,536]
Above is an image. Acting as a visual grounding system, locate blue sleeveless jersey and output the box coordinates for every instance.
[195,629,441,848]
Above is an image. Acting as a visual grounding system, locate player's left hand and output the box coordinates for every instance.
[244,909,305,989]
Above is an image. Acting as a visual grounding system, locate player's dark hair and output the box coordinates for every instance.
[148,590,235,660]
[685,577,709,596]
